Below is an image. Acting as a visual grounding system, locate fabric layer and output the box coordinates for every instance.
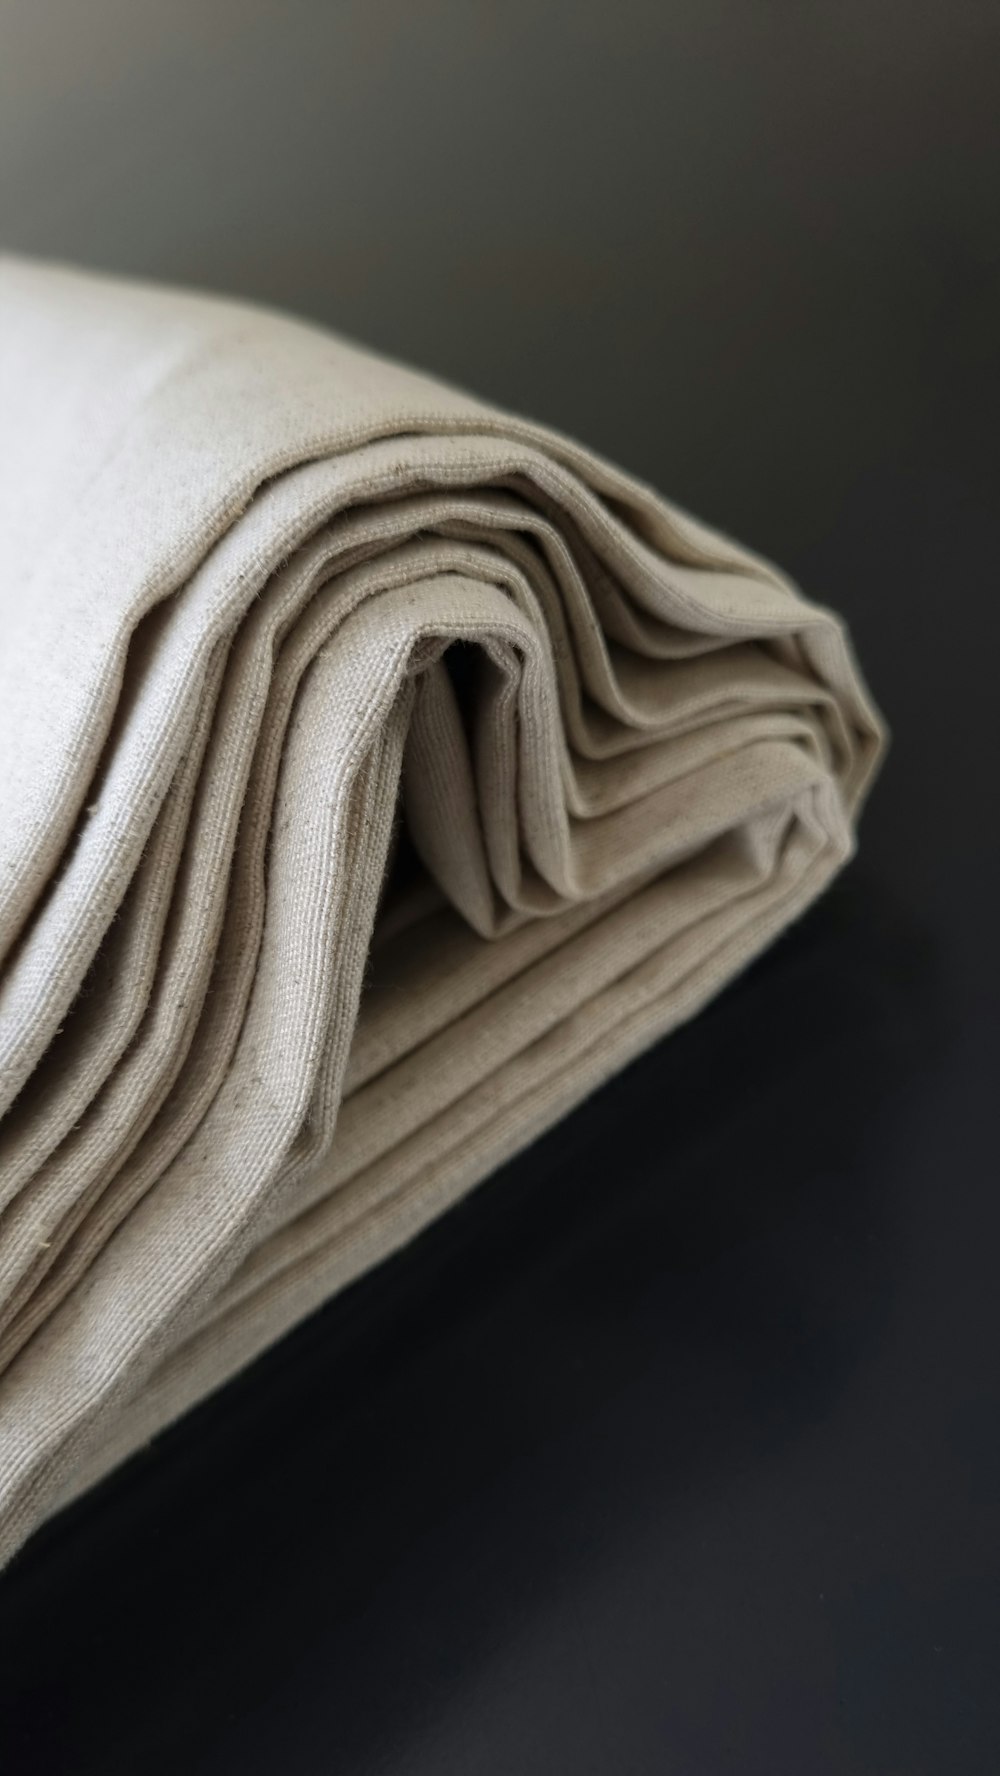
[0,260,884,1562]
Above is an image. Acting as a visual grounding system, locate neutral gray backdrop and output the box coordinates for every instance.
[3,0,996,562]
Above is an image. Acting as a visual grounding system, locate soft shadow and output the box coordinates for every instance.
[0,867,943,1776]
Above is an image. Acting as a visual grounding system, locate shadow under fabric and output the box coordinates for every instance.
[0,259,884,1566]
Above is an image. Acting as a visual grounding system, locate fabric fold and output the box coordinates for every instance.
[0,259,884,1563]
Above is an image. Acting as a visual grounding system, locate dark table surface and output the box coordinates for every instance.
[1,5,998,1772]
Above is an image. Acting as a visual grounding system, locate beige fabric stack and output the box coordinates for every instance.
[0,258,884,1565]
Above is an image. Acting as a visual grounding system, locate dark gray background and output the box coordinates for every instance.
[1,4,998,1772]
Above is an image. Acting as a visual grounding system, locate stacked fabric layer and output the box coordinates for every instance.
[0,260,883,1562]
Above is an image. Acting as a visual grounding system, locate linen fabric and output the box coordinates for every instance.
[0,259,884,1563]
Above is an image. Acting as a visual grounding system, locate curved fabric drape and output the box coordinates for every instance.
[0,260,884,1563]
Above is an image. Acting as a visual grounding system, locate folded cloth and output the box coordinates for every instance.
[0,258,884,1563]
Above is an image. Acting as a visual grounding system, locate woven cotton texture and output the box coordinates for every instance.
[0,259,884,1563]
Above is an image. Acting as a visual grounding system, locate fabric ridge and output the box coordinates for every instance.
[0,258,885,1563]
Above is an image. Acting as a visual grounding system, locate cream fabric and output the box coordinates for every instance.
[0,258,884,1563]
